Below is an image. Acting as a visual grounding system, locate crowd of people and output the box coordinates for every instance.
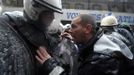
[0,0,134,75]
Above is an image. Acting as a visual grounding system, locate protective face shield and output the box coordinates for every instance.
[23,0,63,29]
[100,16,118,27]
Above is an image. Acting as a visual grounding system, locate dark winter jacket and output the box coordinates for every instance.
[78,31,134,75]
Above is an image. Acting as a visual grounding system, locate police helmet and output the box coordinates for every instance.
[24,0,62,21]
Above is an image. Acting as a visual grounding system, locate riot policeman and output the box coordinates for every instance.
[0,0,62,75]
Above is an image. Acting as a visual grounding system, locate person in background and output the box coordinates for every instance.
[117,23,134,55]
[100,16,134,53]
[118,22,134,37]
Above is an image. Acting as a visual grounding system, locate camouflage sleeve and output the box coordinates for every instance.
[0,19,34,75]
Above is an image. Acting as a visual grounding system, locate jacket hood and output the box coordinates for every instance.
[94,32,133,60]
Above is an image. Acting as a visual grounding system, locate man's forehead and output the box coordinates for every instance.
[72,17,81,24]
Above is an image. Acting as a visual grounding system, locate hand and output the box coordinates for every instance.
[36,47,51,64]
[60,32,73,40]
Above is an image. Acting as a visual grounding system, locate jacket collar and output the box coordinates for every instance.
[78,28,103,61]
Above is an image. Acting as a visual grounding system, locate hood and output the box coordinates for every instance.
[94,33,133,60]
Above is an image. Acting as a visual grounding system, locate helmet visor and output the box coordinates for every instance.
[34,0,63,14]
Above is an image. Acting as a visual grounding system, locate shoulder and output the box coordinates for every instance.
[2,11,23,19]
[1,11,24,26]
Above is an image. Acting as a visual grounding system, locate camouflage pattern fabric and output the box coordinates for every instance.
[0,18,34,75]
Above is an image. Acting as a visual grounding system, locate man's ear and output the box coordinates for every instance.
[85,24,92,34]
